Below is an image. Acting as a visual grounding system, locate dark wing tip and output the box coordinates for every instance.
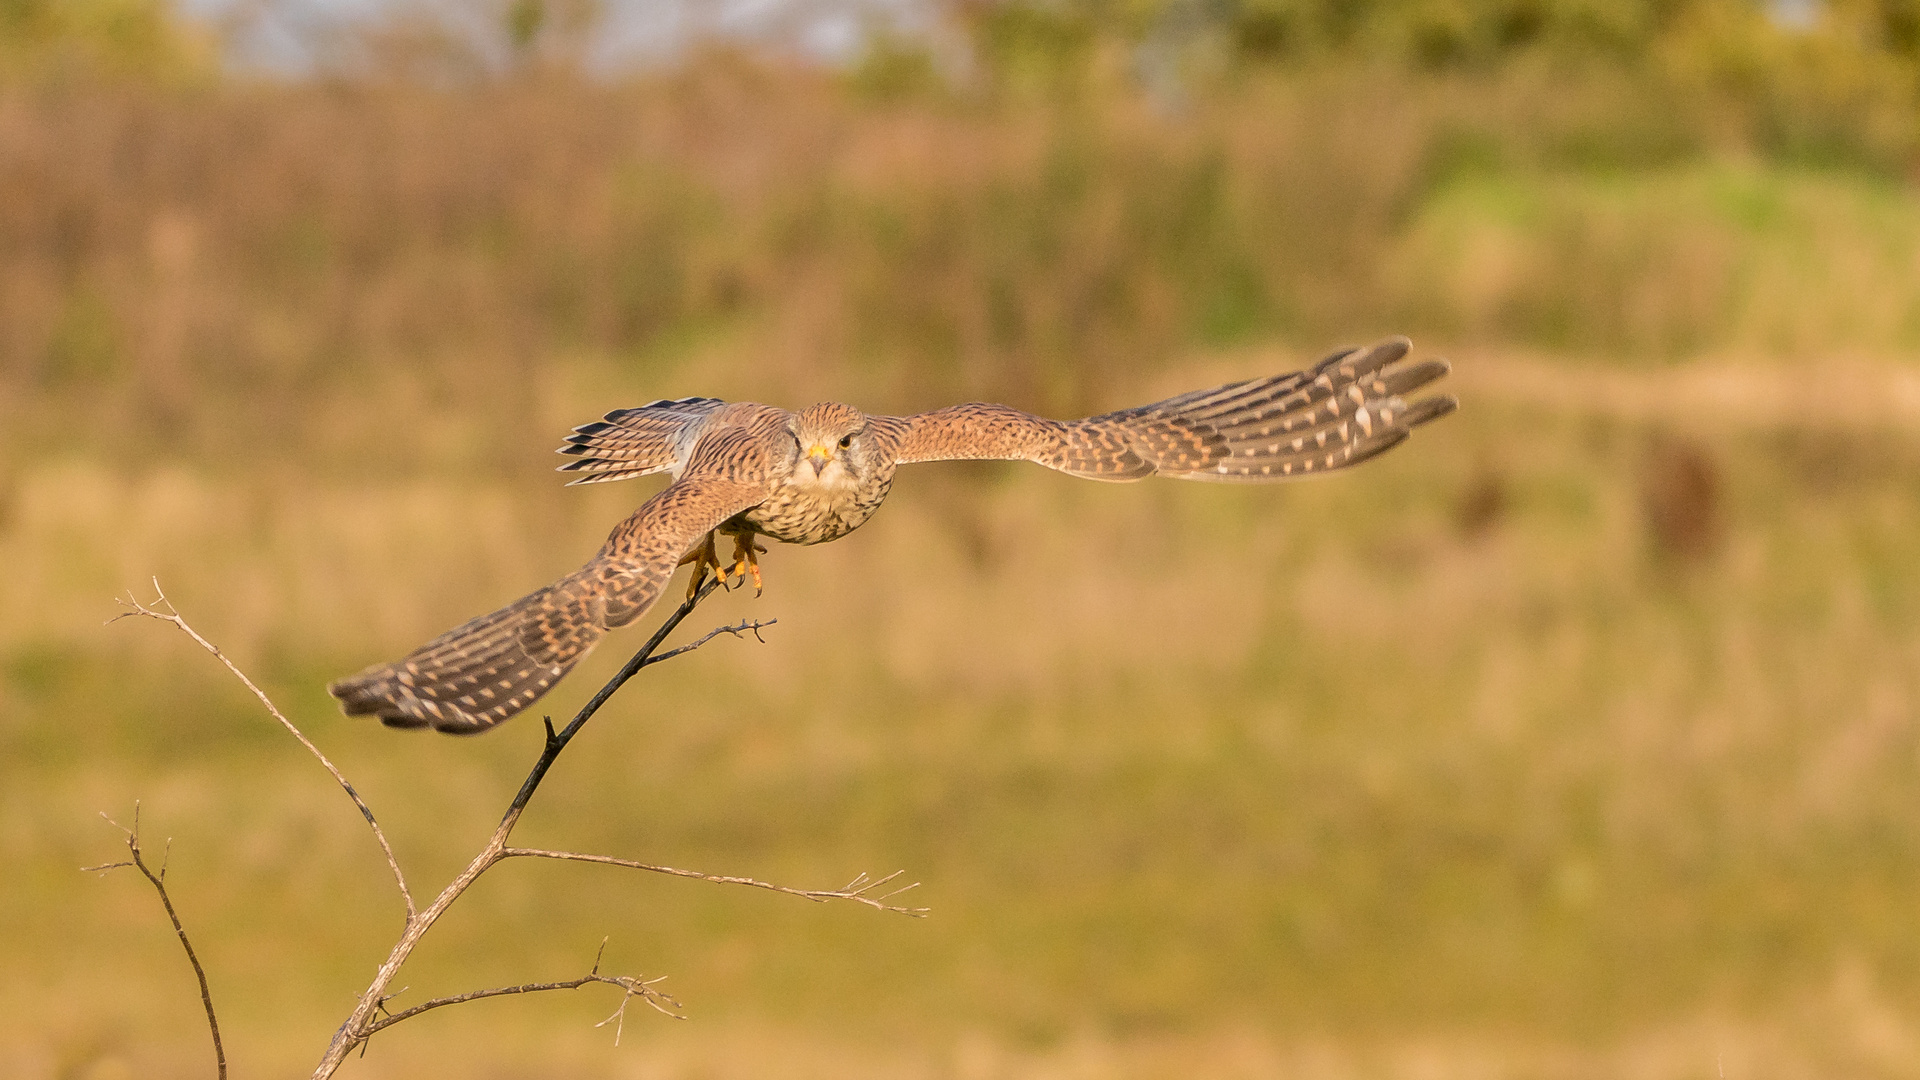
[1399,393,1458,429]
[328,670,502,734]
[559,468,651,486]
[416,713,498,735]
[603,396,725,423]
[1338,336,1411,368]
[327,673,382,714]
[329,672,411,724]
[1342,425,1412,470]
[367,704,496,733]
[1389,357,1452,389]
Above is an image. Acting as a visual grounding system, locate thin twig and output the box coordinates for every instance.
[497,589,769,828]
[113,573,918,1078]
[315,575,760,1075]
[365,966,681,1037]
[364,971,681,1035]
[501,849,928,916]
[644,616,773,666]
[111,580,416,919]
[84,804,227,1080]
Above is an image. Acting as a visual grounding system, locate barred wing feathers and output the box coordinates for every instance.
[555,396,728,485]
[329,473,768,733]
[892,337,1453,482]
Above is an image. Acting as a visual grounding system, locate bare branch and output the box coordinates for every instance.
[364,971,681,1037]
[88,804,227,1080]
[594,972,678,1046]
[644,617,776,666]
[314,575,749,1074]
[501,849,929,916]
[496,586,763,829]
[111,572,919,1077]
[112,580,416,919]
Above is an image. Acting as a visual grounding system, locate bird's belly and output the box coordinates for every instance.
[740,479,890,546]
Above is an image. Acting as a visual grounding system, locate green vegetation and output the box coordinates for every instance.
[0,0,213,82]
[8,1,1920,1076]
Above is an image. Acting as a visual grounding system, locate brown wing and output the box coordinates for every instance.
[331,454,769,733]
[555,396,728,485]
[892,338,1454,482]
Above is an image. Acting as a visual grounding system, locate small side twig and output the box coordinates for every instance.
[84,804,227,1080]
[111,579,415,919]
[500,850,928,916]
[499,609,776,830]
[363,940,680,1041]
[313,577,786,1075]
[109,574,923,1079]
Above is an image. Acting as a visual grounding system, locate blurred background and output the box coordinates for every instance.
[6,0,1920,1075]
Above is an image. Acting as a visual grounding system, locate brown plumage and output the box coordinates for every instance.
[330,337,1456,733]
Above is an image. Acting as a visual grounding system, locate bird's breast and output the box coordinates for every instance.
[742,473,893,545]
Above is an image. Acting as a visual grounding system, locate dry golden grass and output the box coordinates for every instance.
[13,348,1920,1074]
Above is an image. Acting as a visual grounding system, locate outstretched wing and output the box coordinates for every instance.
[555,396,728,485]
[330,462,768,734]
[891,338,1453,482]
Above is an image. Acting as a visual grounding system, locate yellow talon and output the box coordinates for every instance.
[678,532,729,597]
[727,533,767,596]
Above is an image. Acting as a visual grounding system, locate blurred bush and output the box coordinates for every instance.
[968,0,1920,170]
[0,0,215,83]
[7,0,1920,479]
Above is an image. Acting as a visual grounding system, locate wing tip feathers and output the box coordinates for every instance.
[329,672,503,734]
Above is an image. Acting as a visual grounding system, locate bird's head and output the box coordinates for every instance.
[790,402,873,490]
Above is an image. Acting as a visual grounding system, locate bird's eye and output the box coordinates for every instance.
[838,434,853,449]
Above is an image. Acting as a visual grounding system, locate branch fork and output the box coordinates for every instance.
[99,575,922,1078]
[84,803,227,1080]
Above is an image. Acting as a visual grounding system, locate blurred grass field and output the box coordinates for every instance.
[9,1,1920,1076]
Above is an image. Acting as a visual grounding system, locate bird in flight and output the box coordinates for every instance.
[330,338,1455,733]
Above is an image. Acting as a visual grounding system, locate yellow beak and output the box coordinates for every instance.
[806,444,832,471]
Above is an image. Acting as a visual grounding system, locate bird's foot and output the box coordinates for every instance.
[678,532,729,597]
[726,534,768,596]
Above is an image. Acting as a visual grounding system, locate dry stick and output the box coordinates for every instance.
[83,804,227,1080]
[111,580,416,919]
[361,940,678,1043]
[311,576,749,1075]
[500,851,927,915]
[114,575,922,1079]
[496,584,756,833]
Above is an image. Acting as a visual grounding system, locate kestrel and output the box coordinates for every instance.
[330,337,1455,733]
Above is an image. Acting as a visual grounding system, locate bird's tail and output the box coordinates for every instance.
[329,573,606,734]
